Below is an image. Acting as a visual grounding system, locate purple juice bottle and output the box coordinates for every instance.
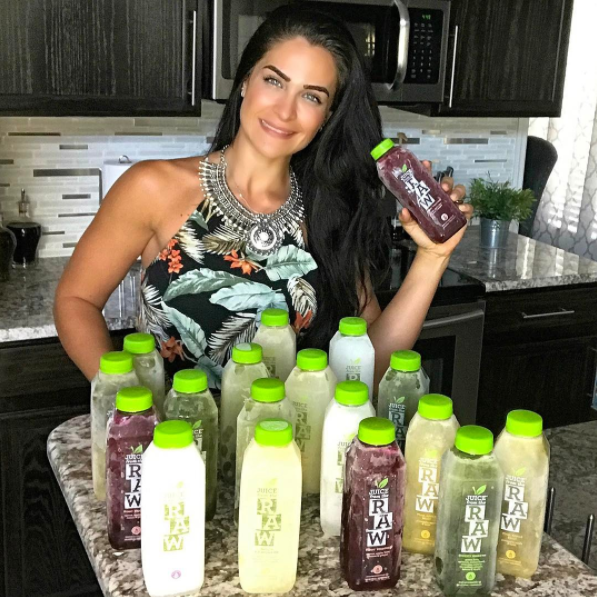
[340,417,406,591]
[106,386,158,550]
[371,139,467,243]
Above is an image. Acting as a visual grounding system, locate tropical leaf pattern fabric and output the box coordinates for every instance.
[136,192,318,389]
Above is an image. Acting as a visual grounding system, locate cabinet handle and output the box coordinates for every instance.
[448,25,459,108]
[520,308,575,320]
[582,514,595,564]
[190,10,198,107]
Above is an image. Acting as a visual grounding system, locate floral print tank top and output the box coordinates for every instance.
[137,160,318,389]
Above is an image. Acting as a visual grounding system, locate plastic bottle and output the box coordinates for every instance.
[238,419,302,594]
[123,333,166,419]
[377,350,429,451]
[220,343,269,481]
[340,417,406,591]
[494,410,550,579]
[163,369,219,520]
[403,394,459,555]
[320,380,375,537]
[371,139,467,243]
[435,425,504,596]
[285,348,337,494]
[141,420,205,596]
[235,377,297,515]
[91,351,140,500]
[252,308,296,382]
[7,189,42,268]
[106,386,158,550]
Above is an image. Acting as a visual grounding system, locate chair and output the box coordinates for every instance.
[519,136,558,238]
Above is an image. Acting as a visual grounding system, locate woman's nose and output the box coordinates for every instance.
[275,91,297,122]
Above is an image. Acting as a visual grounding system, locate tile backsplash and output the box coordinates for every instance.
[0,102,528,258]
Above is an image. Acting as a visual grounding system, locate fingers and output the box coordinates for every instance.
[398,207,412,224]
[450,183,467,205]
[458,203,474,221]
[422,160,432,175]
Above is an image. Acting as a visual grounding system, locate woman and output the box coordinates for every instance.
[54,6,471,390]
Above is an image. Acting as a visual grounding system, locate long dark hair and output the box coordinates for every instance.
[209,5,390,349]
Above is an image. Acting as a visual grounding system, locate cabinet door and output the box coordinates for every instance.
[0,0,202,116]
[438,0,573,117]
[0,402,101,597]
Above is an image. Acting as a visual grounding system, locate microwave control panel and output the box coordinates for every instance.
[405,9,444,85]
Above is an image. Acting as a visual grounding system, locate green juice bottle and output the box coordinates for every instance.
[434,426,504,596]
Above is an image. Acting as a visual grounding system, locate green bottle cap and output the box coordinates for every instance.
[255,418,293,447]
[153,420,194,449]
[390,350,421,372]
[335,380,369,406]
[261,308,289,327]
[370,138,395,160]
[232,342,262,365]
[123,332,155,355]
[251,378,285,403]
[116,386,153,413]
[99,351,134,375]
[296,348,328,371]
[506,410,543,437]
[358,417,396,446]
[339,317,367,336]
[418,394,453,420]
[455,425,494,456]
[172,369,208,393]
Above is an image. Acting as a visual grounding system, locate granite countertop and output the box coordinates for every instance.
[48,415,597,597]
[449,227,597,292]
[0,257,139,343]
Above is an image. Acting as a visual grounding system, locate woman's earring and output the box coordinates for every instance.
[241,86,246,98]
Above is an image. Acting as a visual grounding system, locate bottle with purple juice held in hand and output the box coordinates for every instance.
[371,139,467,243]
[340,417,406,591]
[106,386,158,550]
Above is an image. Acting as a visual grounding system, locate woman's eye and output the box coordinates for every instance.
[264,76,282,88]
[304,93,322,105]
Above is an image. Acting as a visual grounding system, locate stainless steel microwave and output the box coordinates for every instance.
[205,0,451,104]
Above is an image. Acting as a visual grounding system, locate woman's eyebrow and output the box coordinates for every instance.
[263,65,330,97]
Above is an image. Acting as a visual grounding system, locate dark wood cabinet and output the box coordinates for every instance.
[432,0,573,117]
[0,332,129,597]
[0,0,203,116]
[476,285,597,434]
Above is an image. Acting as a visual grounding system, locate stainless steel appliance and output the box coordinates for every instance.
[206,0,451,104]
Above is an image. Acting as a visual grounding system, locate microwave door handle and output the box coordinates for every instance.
[389,0,410,89]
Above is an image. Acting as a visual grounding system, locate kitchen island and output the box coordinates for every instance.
[48,415,597,597]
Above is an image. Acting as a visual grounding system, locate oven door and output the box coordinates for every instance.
[414,301,485,425]
[305,0,450,103]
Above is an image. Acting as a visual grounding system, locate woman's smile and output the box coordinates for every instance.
[259,118,296,138]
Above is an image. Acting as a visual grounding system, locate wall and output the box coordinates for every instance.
[0,103,527,258]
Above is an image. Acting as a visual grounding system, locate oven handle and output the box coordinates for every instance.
[389,0,410,89]
[422,308,485,330]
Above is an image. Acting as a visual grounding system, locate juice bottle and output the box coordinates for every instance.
[329,317,375,399]
[163,369,219,520]
[285,348,337,494]
[403,394,459,555]
[123,332,166,419]
[340,417,406,591]
[434,425,504,596]
[252,308,296,381]
[494,410,550,579]
[238,419,302,593]
[235,377,297,514]
[371,139,467,243]
[377,350,429,451]
[106,386,158,550]
[141,420,205,596]
[320,380,375,537]
[91,351,139,500]
[220,342,269,481]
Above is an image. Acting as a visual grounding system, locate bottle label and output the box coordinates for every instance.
[293,402,310,454]
[388,400,407,450]
[163,485,189,552]
[191,421,207,461]
[124,449,143,512]
[335,438,354,493]
[498,474,529,567]
[457,487,489,588]
[345,364,362,382]
[360,475,396,584]
[254,484,282,551]
[262,356,277,377]
[414,457,440,544]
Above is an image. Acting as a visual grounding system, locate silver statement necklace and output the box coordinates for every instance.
[198,146,305,257]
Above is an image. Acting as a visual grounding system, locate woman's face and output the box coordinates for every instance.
[240,36,338,159]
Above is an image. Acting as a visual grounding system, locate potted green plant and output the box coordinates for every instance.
[469,177,536,249]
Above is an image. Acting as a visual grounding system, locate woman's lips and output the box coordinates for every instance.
[260,119,295,138]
